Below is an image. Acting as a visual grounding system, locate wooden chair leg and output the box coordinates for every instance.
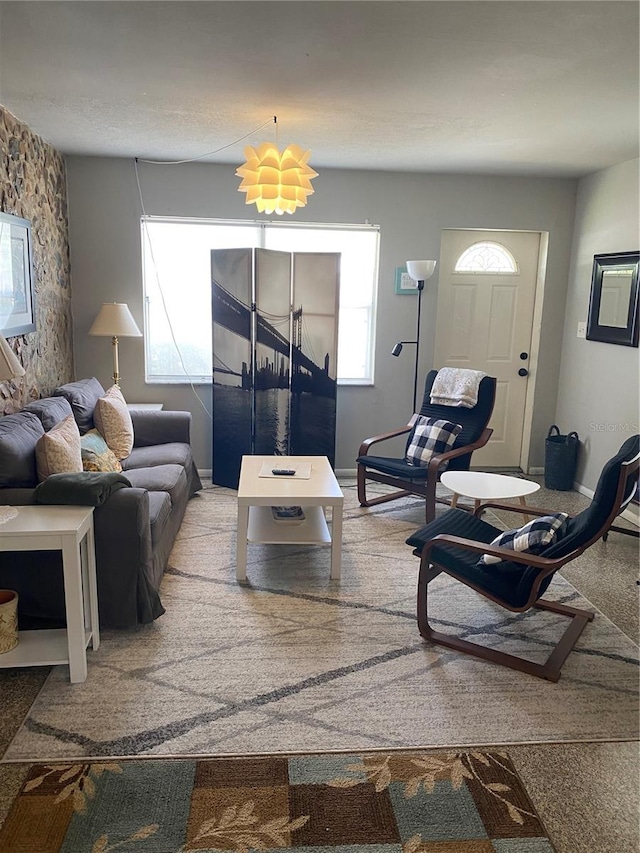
[417,569,595,682]
[357,465,413,508]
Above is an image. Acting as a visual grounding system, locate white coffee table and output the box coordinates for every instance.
[236,455,344,581]
[440,471,540,519]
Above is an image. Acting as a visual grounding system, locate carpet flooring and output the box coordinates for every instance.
[0,749,555,852]
[3,481,638,763]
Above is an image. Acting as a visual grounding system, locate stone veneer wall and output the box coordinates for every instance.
[0,106,73,414]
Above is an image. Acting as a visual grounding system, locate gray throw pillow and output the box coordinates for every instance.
[54,377,105,434]
[0,412,44,487]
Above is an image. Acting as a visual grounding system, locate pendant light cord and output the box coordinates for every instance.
[137,116,276,165]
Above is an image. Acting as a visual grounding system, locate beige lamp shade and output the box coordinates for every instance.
[406,260,437,282]
[89,303,141,387]
[0,333,25,381]
[88,303,142,338]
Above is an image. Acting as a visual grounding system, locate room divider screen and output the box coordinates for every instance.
[211,247,340,489]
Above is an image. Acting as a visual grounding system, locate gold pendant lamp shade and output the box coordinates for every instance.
[236,141,318,215]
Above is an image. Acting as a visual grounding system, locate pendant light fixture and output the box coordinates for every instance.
[236,117,317,215]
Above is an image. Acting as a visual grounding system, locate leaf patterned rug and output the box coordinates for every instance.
[0,749,555,852]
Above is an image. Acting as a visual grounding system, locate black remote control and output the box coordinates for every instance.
[272,468,296,476]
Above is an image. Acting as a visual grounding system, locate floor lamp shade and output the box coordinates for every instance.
[406,260,437,282]
[0,333,25,381]
[88,303,142,386]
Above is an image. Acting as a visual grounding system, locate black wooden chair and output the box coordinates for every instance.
[357,370,496,522]
[406,434,640,682]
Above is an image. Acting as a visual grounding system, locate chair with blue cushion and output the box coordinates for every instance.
[406,434,640,681]
[357,370,497,522]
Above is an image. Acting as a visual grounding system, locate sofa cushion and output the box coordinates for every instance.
[35,415,83,482]
[0,412,44,487]
[54,377,105,434]
[148,491,172,546]
[94,385,134,460]
[125,464,188,507]
[24,397,74,432]
[80,429,123,473]
[122,442,193,471]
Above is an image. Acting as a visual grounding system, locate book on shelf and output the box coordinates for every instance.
[271,506,306,523]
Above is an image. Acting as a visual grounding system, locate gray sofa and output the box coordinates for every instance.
[0,378,202,629]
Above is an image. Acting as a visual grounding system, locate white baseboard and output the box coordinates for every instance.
[528,466,544,476]
[336,468,357,477]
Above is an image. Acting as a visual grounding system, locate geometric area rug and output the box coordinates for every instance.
[0,750,555,852]
[2,482,639,761]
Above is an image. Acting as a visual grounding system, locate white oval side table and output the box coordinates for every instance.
[440,471,540,520]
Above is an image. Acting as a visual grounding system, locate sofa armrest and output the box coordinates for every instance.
[0,488,37,506]
[130,410,192,447]
[92,486,165,627]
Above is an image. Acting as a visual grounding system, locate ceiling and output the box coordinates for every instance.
[0,1,638,178]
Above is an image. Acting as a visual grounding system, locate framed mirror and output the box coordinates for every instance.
[586,251,639,347]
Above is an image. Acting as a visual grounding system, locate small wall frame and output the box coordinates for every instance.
[394,266,418,295]
[586,251,639,347]
[0,211,36,336]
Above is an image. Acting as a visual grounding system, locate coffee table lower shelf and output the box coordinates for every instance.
[247,505,331,545]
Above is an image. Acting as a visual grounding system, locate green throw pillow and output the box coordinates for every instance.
[80,428,123,473]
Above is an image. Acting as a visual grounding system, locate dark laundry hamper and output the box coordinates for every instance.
[545,425,579,490]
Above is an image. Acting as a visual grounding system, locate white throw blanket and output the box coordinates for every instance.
[430,367,487,408]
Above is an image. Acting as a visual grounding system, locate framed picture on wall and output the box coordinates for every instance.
[394,266,418,295]
[0,211,36,336]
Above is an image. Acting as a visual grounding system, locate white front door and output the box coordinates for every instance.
[434,229,541,468]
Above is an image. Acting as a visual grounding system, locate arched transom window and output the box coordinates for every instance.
[454,241,518,274]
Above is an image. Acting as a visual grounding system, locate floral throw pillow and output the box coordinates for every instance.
[35,415,83,482]
[80,429,123,473]
[94,384,134,460]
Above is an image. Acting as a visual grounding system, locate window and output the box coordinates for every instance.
[454,241,518,274]
[141,217,379,384]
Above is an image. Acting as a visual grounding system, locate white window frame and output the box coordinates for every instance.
[141,216,379,385]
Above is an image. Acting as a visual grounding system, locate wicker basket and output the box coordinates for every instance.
[0,590,18,654]
[545,425,579,491]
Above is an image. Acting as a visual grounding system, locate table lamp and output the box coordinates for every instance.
[88,302,142,387]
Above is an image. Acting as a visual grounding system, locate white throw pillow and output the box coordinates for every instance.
[35,415,83,482]
[94,385,134,460]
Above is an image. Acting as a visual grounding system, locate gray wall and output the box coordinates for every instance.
[556,158,640,495]
[65,156,577,470]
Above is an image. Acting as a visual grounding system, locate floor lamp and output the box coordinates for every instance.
[89,303,142,387]
[392,260,437,412]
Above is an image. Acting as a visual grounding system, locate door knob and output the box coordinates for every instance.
[518,368,528,377]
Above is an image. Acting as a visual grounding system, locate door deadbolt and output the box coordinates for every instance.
[520,352,529,360]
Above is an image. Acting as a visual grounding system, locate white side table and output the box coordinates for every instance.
[0,505,100,683]
[440,471,540,520]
